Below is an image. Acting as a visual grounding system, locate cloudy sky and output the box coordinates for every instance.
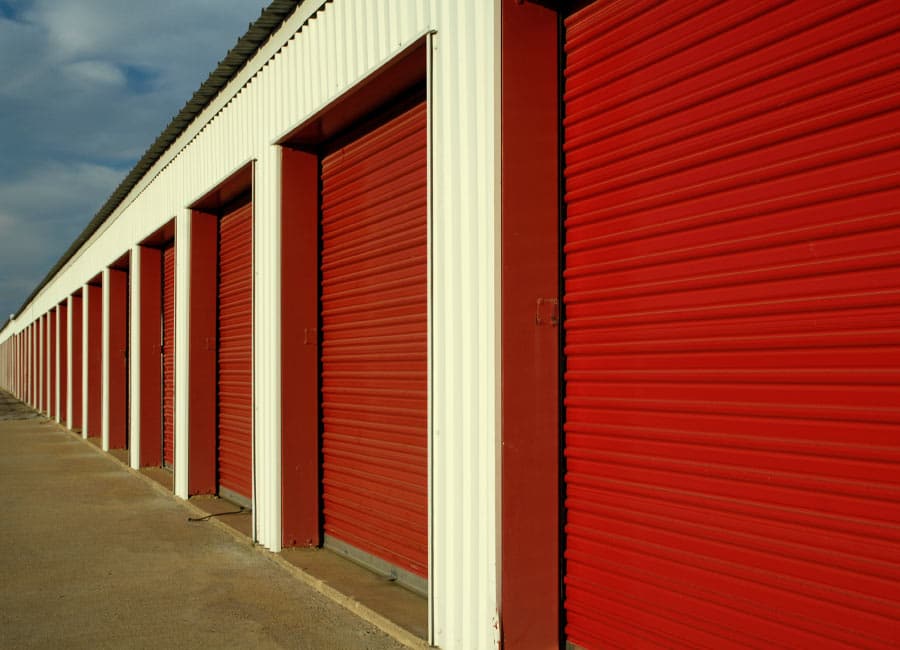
[0,0,268,322]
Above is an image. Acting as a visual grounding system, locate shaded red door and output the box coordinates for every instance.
[217,202,253,500]
[562,2,900,648]
[320,100,428,579]
[162,243,176,468]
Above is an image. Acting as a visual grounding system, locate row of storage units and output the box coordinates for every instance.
[0,1,898,648]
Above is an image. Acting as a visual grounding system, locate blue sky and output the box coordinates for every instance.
[0,0,268,322]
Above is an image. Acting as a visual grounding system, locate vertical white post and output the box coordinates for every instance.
[37,316,43,413]
[253,151,281,550]
[55,307,61,422]
[45,313,50,415]
[101,268,111,452]
[174,209,191,499]
[82,285,90,439]
[130,246,142,469]
[66,296,74,430]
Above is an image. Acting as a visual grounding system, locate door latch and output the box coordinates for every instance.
[535,298,559,327]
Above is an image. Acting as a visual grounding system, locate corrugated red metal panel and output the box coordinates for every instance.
[320,100,428,578]
[217,203,253,500]
[563,2,900,648]
[162,244,176,468]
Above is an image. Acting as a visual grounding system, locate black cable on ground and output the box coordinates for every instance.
[188,507,249,522]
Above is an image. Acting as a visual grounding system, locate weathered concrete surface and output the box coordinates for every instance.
[0,391,405,650]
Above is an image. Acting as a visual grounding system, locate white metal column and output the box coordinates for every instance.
[174,208,191,499]
[66,296,74,430]
[129,245,142,469]
[81,284,90,439]
[101,268,111,451]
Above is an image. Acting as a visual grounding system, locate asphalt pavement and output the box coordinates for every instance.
[0,389,407,650]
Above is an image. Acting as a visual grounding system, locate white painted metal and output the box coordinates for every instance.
[426,30,435,639]
[50,311,54,416]
[254,151,278,548]
[49,311,54,416]
[39,316,43,411]
[24,327,28,404]
[37,315,42,412]
[44,316,49,413]
[0,2,503,646]
[81,283,90,440]
[431,3,501,647]
[48,311,53,416]
[49,310,54,417]
[66,295,74,430]
[101,268,111,451]
[55,306,61,422]
[41,316,45,412]
[129,245,142,469]
[43,314,47,413]
[174,208,190,499]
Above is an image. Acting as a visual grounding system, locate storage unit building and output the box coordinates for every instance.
[0,1,896,649]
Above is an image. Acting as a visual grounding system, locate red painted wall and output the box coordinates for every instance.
[139,247,162,467]
[189,210,218,495]
[107,269,129,449]
[500,0,561,647]
[86,284,103,438]
[281,148,321,547]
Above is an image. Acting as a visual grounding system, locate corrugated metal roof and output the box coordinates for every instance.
[11,0,303,322]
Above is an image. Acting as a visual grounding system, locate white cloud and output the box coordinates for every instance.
[65,60,126,86]
[0,0,268,319]
[0,160,123,314]
[0,161,122,217]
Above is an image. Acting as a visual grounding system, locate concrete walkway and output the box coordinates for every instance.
[0,391,406,650]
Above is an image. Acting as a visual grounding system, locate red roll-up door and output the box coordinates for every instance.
[563,2,900,648]
[162,243,176,468]
[320,100,428,579]
[217,202,253,500]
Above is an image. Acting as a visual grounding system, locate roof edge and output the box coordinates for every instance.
[10,0,303,325]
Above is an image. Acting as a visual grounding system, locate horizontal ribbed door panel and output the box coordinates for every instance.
[162,243,175,468]
[217,203,253,500]
[563,2,900,648]
[320,101,428,578]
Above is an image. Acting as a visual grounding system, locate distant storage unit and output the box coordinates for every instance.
[0,2,897,649]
